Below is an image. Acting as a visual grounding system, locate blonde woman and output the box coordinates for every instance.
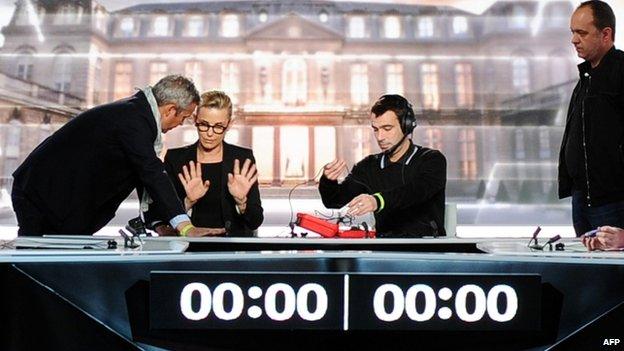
[148,91,263,236]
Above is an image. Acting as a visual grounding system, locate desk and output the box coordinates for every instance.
[1,237,623,351]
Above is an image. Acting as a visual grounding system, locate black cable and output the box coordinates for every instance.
[288,166,326,230]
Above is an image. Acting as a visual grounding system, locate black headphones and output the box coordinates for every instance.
[378,94,417,135]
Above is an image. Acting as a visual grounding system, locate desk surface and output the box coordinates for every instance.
[1,236,623,264]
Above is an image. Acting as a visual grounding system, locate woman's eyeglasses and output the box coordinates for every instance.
[195,122,228,134]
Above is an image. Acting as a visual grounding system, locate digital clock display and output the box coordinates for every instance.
[150,272,345,330]
[149,272,541,331]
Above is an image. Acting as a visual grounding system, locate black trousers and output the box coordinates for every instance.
[11,183,56,236]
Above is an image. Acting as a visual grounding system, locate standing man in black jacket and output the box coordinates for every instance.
[559,0,624,236]
[319,94,447,238]
[11,75,219,237]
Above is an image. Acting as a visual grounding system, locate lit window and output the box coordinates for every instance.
[53,52,72,94]
[6,120,22,160]
[454,63,474,108]
[17,62,33,81]
[350,63,369,106]
[384,15,401,38]
[114,62,132,101]
[386,63,404,95]
[150,62,168,85]
[539,128,551,159]
[459,129,477,180]
[120,17,134,37]
[281,126,309,180]
[418,17,434,38]
[549,52,569,85]
[452,16,468,34]
[319,10,329,23]
[221,14,240,37]
[421,63,439,110]
[153,16,169,36]
[352,127,371,162]
[282,58,307,106]
[510,6,528,29]
[424,128,443,151]
[221,62,240,103]
[186,16,204,37]
[546,3,570,28]
[252,127,274,183]
[314,127,336,176]
[514,129,525,159]
[185,61,203,91]
[348,16,365,38]
[259,10,268,23]
[512,57,530,94]
[16,52,34,81]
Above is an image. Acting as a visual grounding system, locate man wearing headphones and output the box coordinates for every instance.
[318,94,447,238]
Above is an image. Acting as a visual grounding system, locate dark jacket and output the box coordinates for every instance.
[319,144,446,238]
[559,47,624,206]
[12,91,185,234]
[146,141,263,237]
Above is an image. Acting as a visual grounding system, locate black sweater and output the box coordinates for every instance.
[319,144,447,237]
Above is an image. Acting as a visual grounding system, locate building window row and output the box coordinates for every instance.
[347,15,470,39]
[112,61,479,109]
[112,13,472,39]
[115,14,241,38]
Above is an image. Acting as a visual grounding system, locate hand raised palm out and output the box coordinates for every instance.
[227,158,258,201]
[178,160,210,202]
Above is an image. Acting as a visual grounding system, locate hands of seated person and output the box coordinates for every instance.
[582,226,624,251]
[227,158,258,213]
[178,160,210,207]
[323,159,347,181]
[346,193,378,217]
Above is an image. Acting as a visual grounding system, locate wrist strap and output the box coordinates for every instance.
[373,193,385,212]
[180,223,194,237]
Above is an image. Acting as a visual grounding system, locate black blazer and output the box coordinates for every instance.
[148,141,263,237]
[12,91,185,234]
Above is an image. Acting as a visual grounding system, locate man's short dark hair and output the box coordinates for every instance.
[371,94,409,120]
[578,0,616,41]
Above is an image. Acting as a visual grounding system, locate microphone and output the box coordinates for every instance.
[527,226,542,249]
[384,133,408,157]
[543,234,561,250]
[530,234,561,251]
[224,220,232,234]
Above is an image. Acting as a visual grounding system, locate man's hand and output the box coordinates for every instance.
[227,158,258,203]
[323,159,347,181]
[175,221,226,237]
[347,194,378,217]
[582,226,624,251]
[186,227,227,237]
[178,160,210,204]
[154,223,177,236]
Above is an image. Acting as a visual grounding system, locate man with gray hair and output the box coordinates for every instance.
[12,75,220,237]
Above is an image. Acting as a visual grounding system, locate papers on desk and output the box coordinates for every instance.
[1,236,189,256]
[13,237,111,250]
